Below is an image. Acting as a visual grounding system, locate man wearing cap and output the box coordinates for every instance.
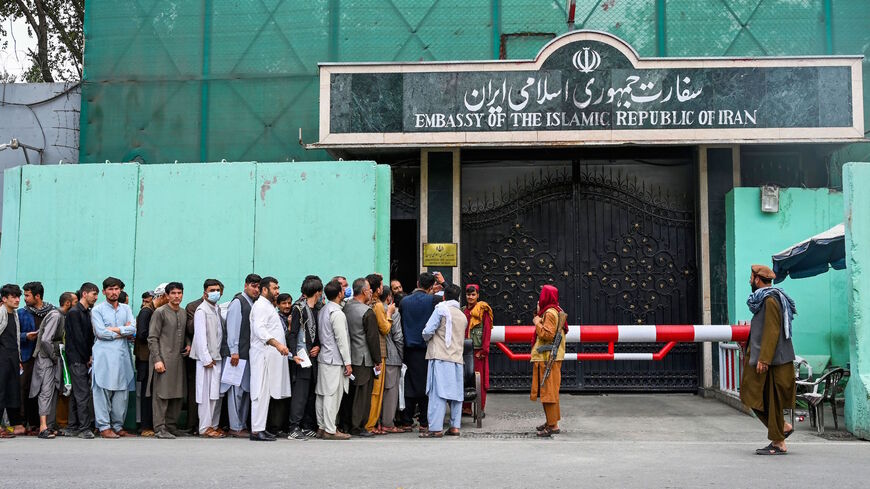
[741,264,797,455]
[135,283,167,437]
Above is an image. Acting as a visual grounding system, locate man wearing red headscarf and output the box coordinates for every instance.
[530,285,568,437]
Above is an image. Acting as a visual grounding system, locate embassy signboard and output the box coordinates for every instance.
[315,31,864,149]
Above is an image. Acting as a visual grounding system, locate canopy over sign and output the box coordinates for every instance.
[313,31,864,150]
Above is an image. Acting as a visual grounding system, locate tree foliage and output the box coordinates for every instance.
[0,0,83,82]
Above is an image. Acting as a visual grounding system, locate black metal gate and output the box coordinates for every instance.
[461,161,699,392]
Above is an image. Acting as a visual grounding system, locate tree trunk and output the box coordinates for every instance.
[34,0,54,82]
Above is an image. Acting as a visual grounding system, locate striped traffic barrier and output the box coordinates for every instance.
[492,324,749,361]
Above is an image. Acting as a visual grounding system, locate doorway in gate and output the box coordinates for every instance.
[390,166,420,295]
[460,147,700,392]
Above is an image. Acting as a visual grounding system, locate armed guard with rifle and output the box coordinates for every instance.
[530,285,569,437]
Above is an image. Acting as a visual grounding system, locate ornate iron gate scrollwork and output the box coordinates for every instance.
[461,165,699,392]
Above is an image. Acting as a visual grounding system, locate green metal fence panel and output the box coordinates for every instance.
[132,163,257,303]
[252,161,387,293]
[376,164,392,279]
[83,1,205,82]
[80,0,870,165]
[0,167,22,285]
[13,164,139,304]
[84,82,205,164]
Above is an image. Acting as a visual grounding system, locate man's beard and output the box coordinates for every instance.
[751,283,759,292]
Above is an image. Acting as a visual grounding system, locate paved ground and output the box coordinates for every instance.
[2,393,868,488]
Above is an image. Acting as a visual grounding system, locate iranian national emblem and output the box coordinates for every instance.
[572,47,601,73]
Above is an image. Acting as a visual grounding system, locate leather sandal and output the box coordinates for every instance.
[536,426,560,437]
[419,430,443,438]
[445,428,460,437]
[202,428,226,438]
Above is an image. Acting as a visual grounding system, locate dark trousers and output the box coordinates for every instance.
[135,361,153,430]
[184,357,198,431]
[266,397,290,434]
[349,365,373,433]
[1,407,23,426]
[289,363,318,431]
[20,358,39,429]
[67,362,94,432]
[401,396,429,427]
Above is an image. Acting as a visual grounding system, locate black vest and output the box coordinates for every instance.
[221,292,252,359]
[749,298,795,367]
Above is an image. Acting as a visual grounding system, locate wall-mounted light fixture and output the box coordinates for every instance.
[761,185,779,213]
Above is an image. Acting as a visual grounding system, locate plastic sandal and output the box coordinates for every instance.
[38,429,56,439]
[756,443,788,455]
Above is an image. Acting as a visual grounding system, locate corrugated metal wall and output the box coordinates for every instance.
[0,161,390,305]
[79,0,870,165]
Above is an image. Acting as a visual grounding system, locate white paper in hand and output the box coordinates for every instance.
[296,348,312,368]
[220,358,246,386]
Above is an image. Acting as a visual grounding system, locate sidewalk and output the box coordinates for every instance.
[463,392,850,443]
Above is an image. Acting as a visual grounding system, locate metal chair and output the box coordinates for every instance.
[795,367,850,434]
[789,357,812,427]
[462,339,483,428]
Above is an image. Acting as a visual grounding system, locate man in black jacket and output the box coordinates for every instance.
[64,282,98,438]
[287,276,323,440]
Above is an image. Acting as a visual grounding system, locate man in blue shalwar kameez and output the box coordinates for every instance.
[91,277,136,438]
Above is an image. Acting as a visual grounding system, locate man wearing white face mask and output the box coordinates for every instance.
[191,279,226,438]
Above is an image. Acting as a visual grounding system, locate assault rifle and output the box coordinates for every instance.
[537,311,567,390]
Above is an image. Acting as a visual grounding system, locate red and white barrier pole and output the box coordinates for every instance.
[492,325,749,361]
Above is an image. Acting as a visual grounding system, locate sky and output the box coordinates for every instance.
[1,17,38,81]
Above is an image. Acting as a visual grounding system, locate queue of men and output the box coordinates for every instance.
[0,269,478,441]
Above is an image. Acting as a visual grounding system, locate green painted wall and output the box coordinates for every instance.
[1,162,390,308]
[2,164,139,303]
[726,188,847,371]
[79,1,870,164]
[844,162,870,439]
[252,162,389,293]
[133,163,257,299]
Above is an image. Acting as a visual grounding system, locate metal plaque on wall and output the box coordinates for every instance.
[422,243,458,267]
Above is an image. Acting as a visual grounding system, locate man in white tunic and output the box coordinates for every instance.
[249,277,295,441]
[191,279,225,438]
[315,280,352,440]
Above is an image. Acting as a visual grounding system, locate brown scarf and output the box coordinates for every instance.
[465,300,493,338]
